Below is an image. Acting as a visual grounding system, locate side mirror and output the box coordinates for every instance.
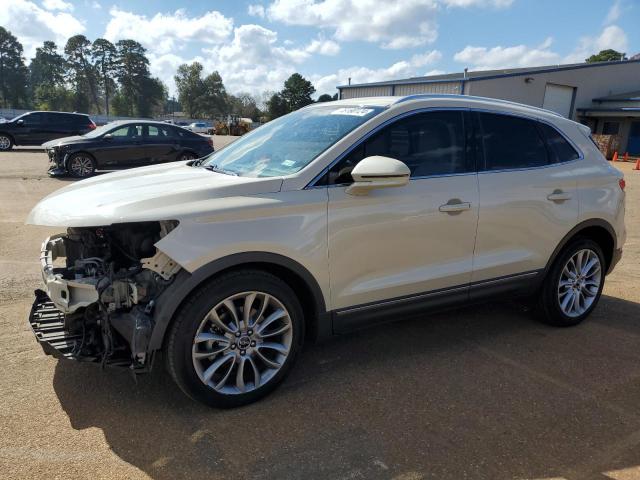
[346,155,410,196]
[103,133,113,140]
[16,119,24,126]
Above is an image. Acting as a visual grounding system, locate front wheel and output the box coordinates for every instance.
[178,152,198,161]
[67,153,96,178]
[166,270,304,408]
[538,238,605,326]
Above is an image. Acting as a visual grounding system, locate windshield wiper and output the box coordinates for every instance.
[202,164,238,176]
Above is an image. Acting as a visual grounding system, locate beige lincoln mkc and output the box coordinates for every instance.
[26,94,626,407]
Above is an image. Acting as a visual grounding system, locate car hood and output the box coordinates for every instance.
[26,161,284,227]
[42,136,86,148]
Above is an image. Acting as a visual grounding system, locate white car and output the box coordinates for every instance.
[186,122,209,134]
[27,95,626,407]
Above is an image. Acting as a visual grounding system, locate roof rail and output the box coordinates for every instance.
[392,93,564,117]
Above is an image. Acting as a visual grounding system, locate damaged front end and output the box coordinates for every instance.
[29,221,180,372]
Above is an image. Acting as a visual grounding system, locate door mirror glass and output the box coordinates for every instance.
[16,119,24,126]
[103,133,113,140]
[345,155,410,196]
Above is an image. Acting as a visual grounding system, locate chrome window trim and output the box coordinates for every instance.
[304,106,584,189]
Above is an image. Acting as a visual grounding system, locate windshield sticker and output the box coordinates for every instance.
[281,159,296,167]
[330,107,375,117]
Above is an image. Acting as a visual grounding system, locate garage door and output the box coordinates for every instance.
[542,83,575,118]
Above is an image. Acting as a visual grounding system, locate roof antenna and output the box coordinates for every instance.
[348,77,351,85]
[463,68,468,79]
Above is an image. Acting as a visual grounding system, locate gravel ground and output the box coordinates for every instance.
[1,146,639,480]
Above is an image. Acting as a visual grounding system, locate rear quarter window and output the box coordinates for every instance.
[537,123,580,163]
[475,112,549,171]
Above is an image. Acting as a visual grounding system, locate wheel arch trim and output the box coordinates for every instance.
[149,251,328,351]
[544,218,618,276]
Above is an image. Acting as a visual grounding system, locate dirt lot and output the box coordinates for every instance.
[1,147,639,480]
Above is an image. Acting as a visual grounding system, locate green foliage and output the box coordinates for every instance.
[0,26,29,108]
[228,92,261,120]
[266,92,288,120]
[91,38,118,115]
[175,62,229,118]
[316,93,334,102]
[281,73,315,111]
[64,34,101,113]
[585,49,627,63]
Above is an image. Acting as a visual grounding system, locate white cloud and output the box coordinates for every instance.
[0,0,85,58]
[266,0,441,49]
[200,24,310,95]
[104,7,233,55]
[311,50,442,95]
[41,0,73,11]
[604,0,622,24]
[564,25,629,63]
[304,38,340,56]
[453,38,561,70]
[264,0,513,49]
[248,4,266,17]
[91,1,102,9]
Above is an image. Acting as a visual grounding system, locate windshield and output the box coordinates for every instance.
[201,105,384,177]
[83,123,115,138]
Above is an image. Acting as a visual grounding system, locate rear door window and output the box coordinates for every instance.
[22,113,46,126]
[475,112,549,171]
[537,123,580,163]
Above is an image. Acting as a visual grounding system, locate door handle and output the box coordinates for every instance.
[547,190,572,202]
[439,201,471,213]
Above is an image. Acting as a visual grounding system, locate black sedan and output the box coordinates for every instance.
[45,120,214,178]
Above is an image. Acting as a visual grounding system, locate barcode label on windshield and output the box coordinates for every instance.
[330,108,374,117]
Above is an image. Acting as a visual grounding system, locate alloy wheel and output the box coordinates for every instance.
[69,155,94,177]
[557,248,601,318]
[192,291,293,394]
[0,135,11,150]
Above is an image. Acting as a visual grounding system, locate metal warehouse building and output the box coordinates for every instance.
[337,59,640,155]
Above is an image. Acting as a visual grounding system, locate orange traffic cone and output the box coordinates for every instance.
[623,152,629,162]
[634,159,640,171]
[612,151,619,162]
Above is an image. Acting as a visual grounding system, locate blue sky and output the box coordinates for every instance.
[1,0,637,98]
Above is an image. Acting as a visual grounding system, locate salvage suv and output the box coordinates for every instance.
[27,95,626,407]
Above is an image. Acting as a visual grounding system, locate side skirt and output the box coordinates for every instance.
[332,270,543,334]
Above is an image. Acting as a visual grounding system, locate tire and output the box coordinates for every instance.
[538,238,606,327]
[0,134,13,151]
[178,152,198,161]
[166,269,305,408]
[67,153,96,178]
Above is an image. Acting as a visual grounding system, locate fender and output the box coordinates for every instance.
[148,251,329,350]
[542,218,618,277]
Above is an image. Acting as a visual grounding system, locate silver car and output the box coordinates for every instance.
[27,95,626,407]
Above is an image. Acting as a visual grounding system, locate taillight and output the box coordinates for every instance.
[88,123,96,130]
[207,138,213,148]
[619,178,626,191]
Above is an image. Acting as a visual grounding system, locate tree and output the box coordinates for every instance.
[201,71,228,118]
[280,73,315,111]
[136,77,166,117]
[114,40,155,116]
[317,93,334,102]
[586,49,627,63]
[30,41,70,110]
[228,92,261,120]
[91,38,117,115]
[266,92,288,120]
[65,35,100,113]
[174,62,206,118]
[0,27,29,108]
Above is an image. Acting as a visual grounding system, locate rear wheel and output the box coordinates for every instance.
[0,134,13,151]
[67,153,96,178]
[538,238,605,326]
[178,152,198,161]
[166,270,304,408]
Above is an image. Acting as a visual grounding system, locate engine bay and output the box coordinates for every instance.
[33,220,180,371]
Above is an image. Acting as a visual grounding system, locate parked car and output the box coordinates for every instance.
[186,122,210,134]
[44,120,214,178]
[0,111,95,150]
[27,95,625,408]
